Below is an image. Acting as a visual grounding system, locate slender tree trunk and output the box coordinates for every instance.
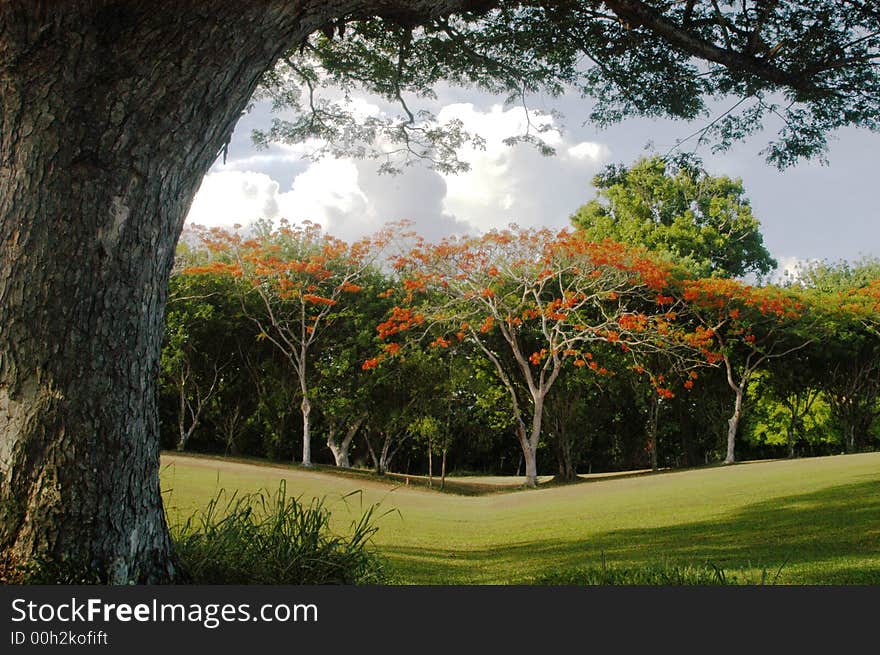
[521,395,546,486]
[364,431,394,475]
[722,353,748,466]
[647,393,660,471]
[363,432,380,474]
[222,405,242,456]
[516,410,539,487]
[177,422,199,453]
[850,413,873,453]
[441,449,447,489]
[326,427,342,465]
[175,363,220,452]
[341,414,365,467]
[725,387,744,464]
[427,443,433,488]
[782,397,797,459]
[474,340,543,487]
[177,372,189,451]
[0,2,322,582]
[522,442,538,487]
[301,395,312,466]
[551,417,576,483]
[378,433,393,475]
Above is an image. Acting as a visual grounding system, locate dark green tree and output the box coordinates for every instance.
[161,273,241,452]
[571,157,776,279]
[762,344,828,458]
[798,260,880,453]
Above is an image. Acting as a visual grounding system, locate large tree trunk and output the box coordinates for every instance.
[0,2,319,582]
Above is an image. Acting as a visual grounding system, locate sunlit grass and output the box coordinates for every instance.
[160,451,880,584]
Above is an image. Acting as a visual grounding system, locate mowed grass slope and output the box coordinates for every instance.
[160,452,880,584]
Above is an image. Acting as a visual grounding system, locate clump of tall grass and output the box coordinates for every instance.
[171,481,388,584]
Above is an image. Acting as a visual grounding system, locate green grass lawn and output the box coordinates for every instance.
[160,451,880,584]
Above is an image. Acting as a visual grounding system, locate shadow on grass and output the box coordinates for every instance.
[382,479,880,584]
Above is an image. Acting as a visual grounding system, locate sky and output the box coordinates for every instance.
[185,83,880,277]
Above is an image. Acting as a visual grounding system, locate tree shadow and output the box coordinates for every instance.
[382,479,880,584]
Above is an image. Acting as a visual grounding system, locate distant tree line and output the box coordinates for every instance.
[159,158,880,482]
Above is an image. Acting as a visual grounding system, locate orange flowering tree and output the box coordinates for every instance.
[809,275,880,453]
[851,279,880,331]
[375,226,702,487]
[187,219,390,466]
[682,279,816,464]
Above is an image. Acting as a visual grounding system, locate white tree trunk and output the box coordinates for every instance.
[301,395,312,466]
[725,387,744,464]
[326,414,366,467]
[427,443,433,487]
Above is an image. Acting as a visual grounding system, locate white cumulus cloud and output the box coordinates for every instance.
[186,98,613,241]
[436,103,611,232]
[186,171,282,228]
